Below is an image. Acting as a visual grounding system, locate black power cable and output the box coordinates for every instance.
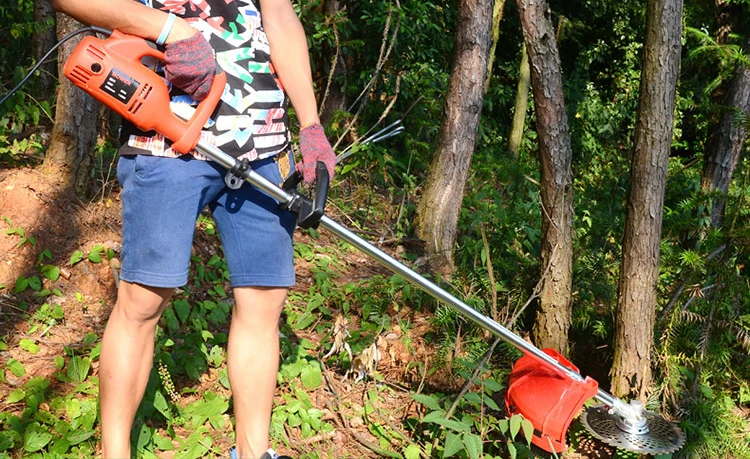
[0,26,111,109]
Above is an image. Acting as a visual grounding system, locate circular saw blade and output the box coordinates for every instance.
[580,405,686,454]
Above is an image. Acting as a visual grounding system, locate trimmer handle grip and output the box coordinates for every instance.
[281,161,329,229]
[63,30,225,154]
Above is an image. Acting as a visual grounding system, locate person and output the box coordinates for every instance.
[50,0,336,458]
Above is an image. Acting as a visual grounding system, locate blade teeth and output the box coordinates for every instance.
[579,405,686,455]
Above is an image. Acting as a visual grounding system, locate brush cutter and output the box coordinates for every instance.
[62,30,685,455]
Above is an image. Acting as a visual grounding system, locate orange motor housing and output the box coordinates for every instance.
[63,30,225,154]
[505,348,599,453]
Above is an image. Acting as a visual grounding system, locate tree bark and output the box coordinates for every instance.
[32,0,58,103]
[516,0,574,354]
[611,0,683,400]
[45,14,101,198]
[701,39,750,228]
[507,44,530,158]
[414,0,493,276]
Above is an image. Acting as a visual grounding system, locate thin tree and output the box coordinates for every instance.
[44,13,101,197]
[507,44,530,158]
[515,0,575,353]
[610,0,683,400]
[701,31,750,228]
[414,0,493,275]
[484,0,507,93]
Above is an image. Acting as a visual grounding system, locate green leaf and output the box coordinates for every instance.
[65,398,82,420]
[135,422,153,451]
[507,440,517,459]
[482,378,504,392]
[69,250,84,266]
[7,389,25,404]
[442,431,463,458]
[177,429,212,457]
[421,411,471,433]
[300,361,322,390]
[27,276,42,291]
[483,395,500,411]
[153,434,175,451]
[208,413,225,430]
[521,418,535,446]
[88,245,104,263]
[14,276,29,293]
[463,432,482,459]
[404,443,422,459]
[7,358,25,377]
[0,431,16,451]
[174,299,191,324]
[509,414,522,439]
[24,425,53,453]
[40,265,60,282]
[19,338,40,354]
[497,418,509,435]
[50,436,72,455]
[294,310,316,330]
[153,390,172,420]
[411,392,444,411]
[67,356,91,383]
[67,427,95,446]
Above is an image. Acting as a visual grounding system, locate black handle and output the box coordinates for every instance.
[281,161,329,229]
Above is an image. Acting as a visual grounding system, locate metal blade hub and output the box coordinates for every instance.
[581,404,686,454]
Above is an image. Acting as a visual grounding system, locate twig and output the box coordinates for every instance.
[334,0,401,151]
[480,224,498,321]
[445,338,501,420]
[321,364,383,458]
[299,431,337,445]
[319,15,342,117]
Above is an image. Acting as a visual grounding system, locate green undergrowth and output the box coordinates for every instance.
[0,213,540,459]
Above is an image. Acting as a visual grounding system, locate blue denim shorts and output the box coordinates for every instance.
[116,153,297,288]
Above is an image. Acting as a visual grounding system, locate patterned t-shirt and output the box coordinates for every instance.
[119,0,290,161]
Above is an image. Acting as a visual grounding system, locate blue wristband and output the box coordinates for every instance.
[156,13,177,46]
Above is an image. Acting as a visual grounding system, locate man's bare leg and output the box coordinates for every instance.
[228,287,287,459]
[99,281,173,458]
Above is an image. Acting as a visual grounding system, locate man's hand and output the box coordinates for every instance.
[298,123,336,184]
[164,32,216,101]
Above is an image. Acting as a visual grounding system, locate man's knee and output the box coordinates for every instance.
[114,281,173,324]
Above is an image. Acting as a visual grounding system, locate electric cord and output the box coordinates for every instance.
[0,26,111,109]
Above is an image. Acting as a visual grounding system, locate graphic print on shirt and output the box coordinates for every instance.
[127,0,289,161]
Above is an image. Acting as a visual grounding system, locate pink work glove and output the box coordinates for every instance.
[164,32,215,101]
[298,123,336,184]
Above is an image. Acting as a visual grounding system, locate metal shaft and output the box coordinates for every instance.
[196,140,620,410]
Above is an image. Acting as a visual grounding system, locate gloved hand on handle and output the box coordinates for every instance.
[298,123,336,184]
[164,32,216,101]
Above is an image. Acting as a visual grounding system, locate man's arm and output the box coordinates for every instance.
[52,0,196,44]
[259,0,320,128]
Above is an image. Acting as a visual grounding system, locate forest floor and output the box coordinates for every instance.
[0,164,631,458]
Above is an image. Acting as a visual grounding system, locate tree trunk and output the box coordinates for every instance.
[701,39,750,228]
[507,44,530,158]
[414,0,493,276]
[32,0,57,103]
[611,0,683,400]
[516,0,574,354]
[319,0,347,124]
[484,0,507,93]
[45,14,101,198]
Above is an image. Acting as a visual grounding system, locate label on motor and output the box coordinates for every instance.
[100,68,140,105]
